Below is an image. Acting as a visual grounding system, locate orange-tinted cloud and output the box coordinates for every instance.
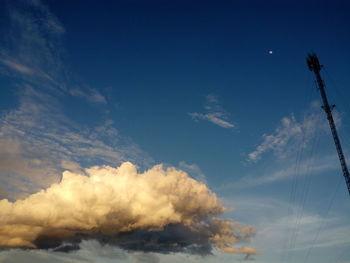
[0,162,256,255]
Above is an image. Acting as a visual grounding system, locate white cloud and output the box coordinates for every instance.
[189,94,234,128]
[190,112,234,128]
[248,103,328,162]
[0,162,256,256]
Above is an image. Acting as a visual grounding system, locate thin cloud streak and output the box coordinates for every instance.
[190,112,234,128]
[226,154,341,189]
[69,88,107,104]
[189,94,234,129]
[1,58,33,74]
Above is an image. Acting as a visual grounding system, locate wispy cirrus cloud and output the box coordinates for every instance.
[0,0,66,92]
[0,1,152,199]
[1,58,33,74]
[189,94,234,129]
[0,0,106,103]
[69,88,107,104]
[223,196,350,263]
[226,154,340,189]
[247,102,330,162]
[0,84,152,199]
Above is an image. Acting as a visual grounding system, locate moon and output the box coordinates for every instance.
[268,50,273,54]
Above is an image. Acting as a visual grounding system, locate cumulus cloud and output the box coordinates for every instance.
[189,94,234,128]
[0,2,257,259]
[0,162,256,256]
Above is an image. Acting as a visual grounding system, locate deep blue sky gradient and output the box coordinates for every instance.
[1,1,350,262]
[47,0,350,184]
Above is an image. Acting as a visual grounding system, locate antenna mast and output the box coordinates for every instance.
[307,53,350,196]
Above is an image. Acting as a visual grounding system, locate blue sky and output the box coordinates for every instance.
[0,0,350,263]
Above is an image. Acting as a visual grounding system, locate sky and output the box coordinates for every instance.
[0,0,350,262]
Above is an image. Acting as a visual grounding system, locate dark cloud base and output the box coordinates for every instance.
[33,224,213,255]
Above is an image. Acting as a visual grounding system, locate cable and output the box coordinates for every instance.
[281,75,316,263]
[334,243,350,263]
[302,174,343,263]
[288,110,322,257]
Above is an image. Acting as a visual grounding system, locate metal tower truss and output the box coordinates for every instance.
[307,53,350,196]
